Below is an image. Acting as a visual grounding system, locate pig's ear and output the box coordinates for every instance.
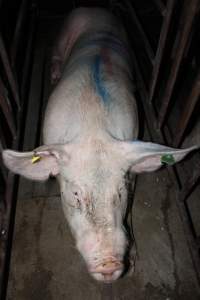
[120,141,198,173]
[2,145,64,181]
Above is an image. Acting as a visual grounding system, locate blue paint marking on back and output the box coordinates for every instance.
[93,55,110,105]
[78,31,129,62]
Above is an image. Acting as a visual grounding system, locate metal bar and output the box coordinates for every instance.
[10,0,28,67]
[152,0,166,16]
[158,0,199,128]
[20,5,37,101]
[129,0,200,285]
[179,154,200,202]
[173,70,200,147]
[0,138,7,183]
[175,189,200,284]
[0,5,37,299]
[132,44,200,284]
[149,0,176,102]
[0,79,17,138]
[124,0,155,64]
[131,47,169,144]
[0,34,21,110]
[0,173,17,299]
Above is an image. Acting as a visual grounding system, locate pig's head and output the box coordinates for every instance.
[2,139,197,282]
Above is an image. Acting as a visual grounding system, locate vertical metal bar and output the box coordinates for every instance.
[158,0,199,128]
[0,5,37,299]
[0,79,17,138]
[179,156,200,202]
[152,0,166,16]
[0,34,21,110]
[176,188,200,283]
[173,69,200,147]
[20,4,37,100]
[124,0,155,64]
[0,138,7,183]
[149,0,176,102]
[10,0,28,66]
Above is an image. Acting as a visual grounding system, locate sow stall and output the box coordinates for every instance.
[0,0,200,299]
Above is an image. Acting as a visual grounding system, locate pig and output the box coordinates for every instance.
[2,7,198,283]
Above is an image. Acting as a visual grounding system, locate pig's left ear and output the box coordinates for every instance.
[120,141,198,173]
[2,144,65,181]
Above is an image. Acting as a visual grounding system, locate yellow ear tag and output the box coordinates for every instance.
[31,155,41,164]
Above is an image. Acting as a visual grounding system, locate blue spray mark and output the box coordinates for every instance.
[93,55,110,105]
[77,32,130,63]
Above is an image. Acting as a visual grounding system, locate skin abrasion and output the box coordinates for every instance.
[2,7,198,283]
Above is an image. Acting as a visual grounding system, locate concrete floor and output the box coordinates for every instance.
[6,167,200,300]
[6,14,200,300]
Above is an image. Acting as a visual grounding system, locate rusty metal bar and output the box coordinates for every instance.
[173,69,200,148]
[0,78,17,138]
[158,0,199,128]
[149,0,176,102]
[152,0,166,16]
[10,0,28,67]
[124,0,155,64]
[0,34,21,110]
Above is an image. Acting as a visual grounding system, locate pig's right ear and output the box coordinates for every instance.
[2,145,64,181]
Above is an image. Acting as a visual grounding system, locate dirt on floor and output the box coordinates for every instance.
[5,12,200,300]
[6,167,200,300]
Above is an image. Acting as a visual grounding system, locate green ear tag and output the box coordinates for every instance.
[161,154,175,165]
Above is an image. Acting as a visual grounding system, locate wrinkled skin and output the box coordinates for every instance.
[57,139,129,281]
[2,8,198,283]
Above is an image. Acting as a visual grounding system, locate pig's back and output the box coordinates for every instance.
[43,8,138,144]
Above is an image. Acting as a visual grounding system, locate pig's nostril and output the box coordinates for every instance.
[90,260,123,281]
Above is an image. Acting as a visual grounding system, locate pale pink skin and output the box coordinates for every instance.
[2,8,197,283]
[46,8,137,282]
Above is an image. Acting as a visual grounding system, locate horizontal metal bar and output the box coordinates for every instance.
[0,34,21,110]
[10,0,28,66]
[152,0,166,16]
[124,0,155,64]
[149,0,176,102]
[173,69,200,147]
[158,0,199,128]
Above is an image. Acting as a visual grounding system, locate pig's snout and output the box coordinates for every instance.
[90,259,124,282]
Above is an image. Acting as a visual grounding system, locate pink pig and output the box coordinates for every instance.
[2,8,197,282]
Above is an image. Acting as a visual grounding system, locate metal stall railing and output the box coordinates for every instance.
[0,0,36,298]
[120,0,200,282]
